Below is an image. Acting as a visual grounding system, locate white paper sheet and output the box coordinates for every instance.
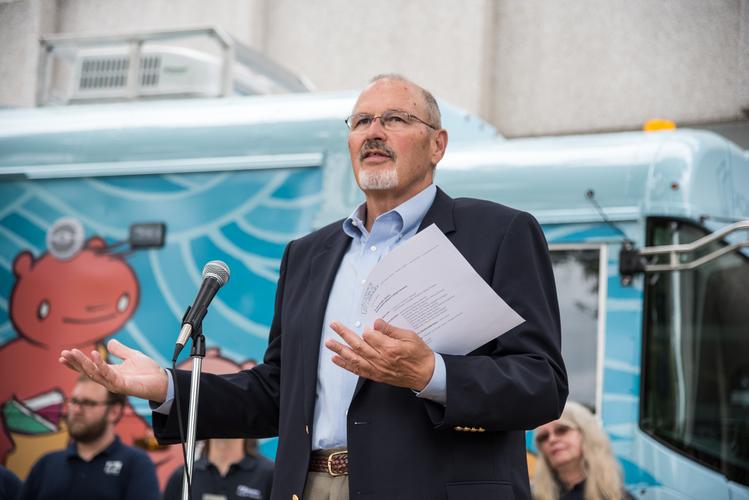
[360,224,525,355]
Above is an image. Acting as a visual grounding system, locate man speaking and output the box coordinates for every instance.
[61,74,568,500]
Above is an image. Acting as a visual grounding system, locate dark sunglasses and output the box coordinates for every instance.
[535,423,576,445]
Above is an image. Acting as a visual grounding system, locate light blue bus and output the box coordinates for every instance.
[0,92,746,499]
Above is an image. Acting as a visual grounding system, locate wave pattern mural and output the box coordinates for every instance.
[0,166,323,483]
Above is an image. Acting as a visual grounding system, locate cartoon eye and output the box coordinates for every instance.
[117,293,130,313]
[38,300,50,320]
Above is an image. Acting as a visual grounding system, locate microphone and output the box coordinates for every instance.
[173,260,230,361]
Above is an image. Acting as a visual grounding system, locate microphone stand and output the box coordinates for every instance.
[181,331,205,500]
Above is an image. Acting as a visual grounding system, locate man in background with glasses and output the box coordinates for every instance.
[61,74,567,500]
[19,375,159,500]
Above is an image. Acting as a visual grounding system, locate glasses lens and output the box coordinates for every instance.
[536,431,550,444]
[555,424,572,437]
[68,398,107,409]
[348,114,373,131]
[381,110,410,130]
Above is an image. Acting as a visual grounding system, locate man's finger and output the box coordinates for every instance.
[326,340,373,377]
[373,319,410,339]
[361,329,394,352]
[329,321,359,346]
[68,348,102,381]
[330,322,380,358]
[107,338,133,360]
[95,360,120,391]
[331,354,368,379]
[59,352,82,373]
[331,355,357,375]
[325,339,360,364]
[324,338,346,356]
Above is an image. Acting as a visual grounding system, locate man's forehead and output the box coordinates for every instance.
[73,380,107,397]
[353,79,424,113]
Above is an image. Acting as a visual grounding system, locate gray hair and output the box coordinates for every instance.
[368,73,442,129]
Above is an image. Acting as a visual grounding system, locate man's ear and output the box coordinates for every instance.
[108,403,125,424]
[431,129,448,165]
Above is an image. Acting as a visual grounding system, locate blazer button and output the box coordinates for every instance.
[292,495,299,500]
[454,426,464,431]
[305,425,309,434]
[470,427,478,432]
[478,427,486,432]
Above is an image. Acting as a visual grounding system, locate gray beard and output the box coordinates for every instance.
[358,167,398,190]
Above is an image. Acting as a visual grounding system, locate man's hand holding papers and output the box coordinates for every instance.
[325,224,525,388]
[326,319,436,391]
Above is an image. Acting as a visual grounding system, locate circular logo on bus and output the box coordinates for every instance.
[46,217,85,260]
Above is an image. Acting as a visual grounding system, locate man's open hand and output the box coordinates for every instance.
[60,339,168,403]
[325,319,435,391]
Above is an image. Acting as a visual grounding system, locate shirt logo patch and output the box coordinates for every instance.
[103,460,123,475]
[236,485,262,499]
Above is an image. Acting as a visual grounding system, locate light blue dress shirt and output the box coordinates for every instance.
[155,184,447,450]
[312,183,446,450]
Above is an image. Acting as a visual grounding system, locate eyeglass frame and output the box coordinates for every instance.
[344,109,439,132]
[65,397,116,410]
[534,421,579,445]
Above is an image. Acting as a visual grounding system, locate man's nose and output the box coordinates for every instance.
[364,116,388,139]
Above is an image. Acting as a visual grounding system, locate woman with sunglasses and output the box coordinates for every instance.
[531,401,634,500]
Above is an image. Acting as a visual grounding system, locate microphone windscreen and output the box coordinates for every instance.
[202,260,230,286]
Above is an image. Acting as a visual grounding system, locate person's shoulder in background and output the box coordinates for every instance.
[0,465,22,500]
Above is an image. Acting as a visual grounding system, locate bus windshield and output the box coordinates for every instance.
[641,218,749,485]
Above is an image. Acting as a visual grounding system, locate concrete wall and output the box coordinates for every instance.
[1,0,747,137]
[491,0,749,136]
[264,0,492,120]
[0,0,57,107]
[54,0,265,48]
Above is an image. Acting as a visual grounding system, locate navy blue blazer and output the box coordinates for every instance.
[154,187,568,500]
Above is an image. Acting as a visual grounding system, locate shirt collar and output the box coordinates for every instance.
[194,456,210,471]
[66,435,121,460]
[236,455,256,471]
[198,454,256,472]
[342,184,437,240]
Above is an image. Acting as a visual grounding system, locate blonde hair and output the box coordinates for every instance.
[532,401,625,500]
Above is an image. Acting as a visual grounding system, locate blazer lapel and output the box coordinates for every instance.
[351,187,456,399]
[417,186,456,235]
[302,229,351,425]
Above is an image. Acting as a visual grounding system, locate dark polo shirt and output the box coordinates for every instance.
[0,465,22,500]
[559,480,635,500]
[19,436,159,500]
[163,454,274,500]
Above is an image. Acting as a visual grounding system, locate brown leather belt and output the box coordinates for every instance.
[309,449,348,476]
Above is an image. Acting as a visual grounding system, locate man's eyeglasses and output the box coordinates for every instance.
[345,109,438,132]
[66,398,113,409]
[535,422,577,445]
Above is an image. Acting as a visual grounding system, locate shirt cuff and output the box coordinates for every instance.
[415,352,446,405]
[149,369,175,415]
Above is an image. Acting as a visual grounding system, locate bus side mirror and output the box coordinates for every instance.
[619,240,646,286]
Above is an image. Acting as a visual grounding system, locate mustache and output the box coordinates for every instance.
[359,140,396,162]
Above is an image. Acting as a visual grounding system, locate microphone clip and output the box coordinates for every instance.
[172,306,203,362]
